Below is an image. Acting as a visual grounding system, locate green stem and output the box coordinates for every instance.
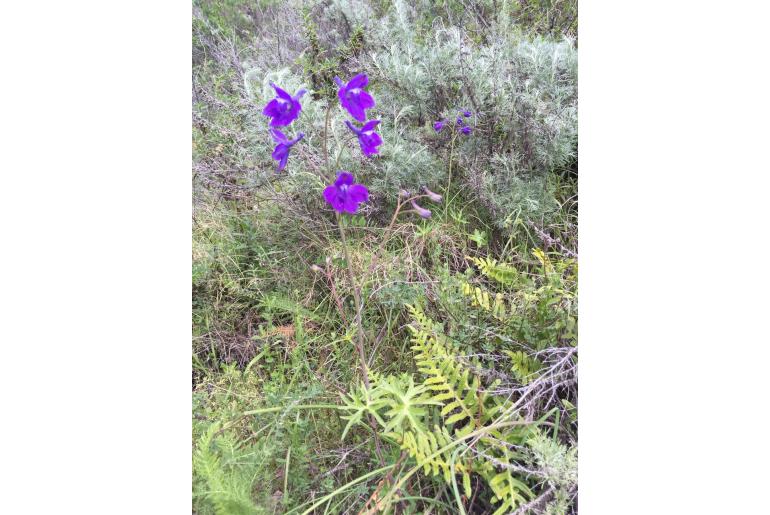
[338,214,385,466]
[323,102,331,173]
[444,131,458,217]
[322,107,384,465]
[241,404,342,416]
[337,214,370,389]
[385,194,432,233]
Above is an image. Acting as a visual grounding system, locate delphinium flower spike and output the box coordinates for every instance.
[455,111,474,135]
[323,171,369,214]
[262,82,307,127]
[270,129,304,171]
[334,74,375,122]
[344,119,383,157]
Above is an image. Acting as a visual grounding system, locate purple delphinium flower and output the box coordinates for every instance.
[262,82,307,127]
[434,120,447,132]
[323,171,369,214]
[334,74,375,122]
[423,186,442,202]
[411,200,432,218]
[270,129,304,171]
[460,126,472,135]
[344,119,383,157]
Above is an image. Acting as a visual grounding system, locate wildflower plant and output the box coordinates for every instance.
[256,69,448,395]
[433,109,476,213]
[193,3,578,511]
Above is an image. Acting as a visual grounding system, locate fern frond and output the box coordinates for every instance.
[468,256,520,287]
[407,304,488,435]
[462,281,510,320]
[193,423,260,515]
[505,350,543,385]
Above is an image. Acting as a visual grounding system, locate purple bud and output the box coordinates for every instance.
[463,110,472,117]
[423,186,442,202]
[433,120,446,132]
[460,126,472,135]
[411,200,432,218]
[456,117,463,126]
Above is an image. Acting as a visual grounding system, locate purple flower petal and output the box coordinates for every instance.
[270,129,288,144]
[348,119,382,157]
[335,171,354,187]
[336,74,375,122]
[324,172,368,214]
[271,144,287,161]
[323,185,344,211]
[461,126,472,135]
[434,120,445,132]
[263,83,304,127]
[278,151,289,171]
[347,73,369,89]
[348,184,369,203]
[359,131,382,157]
[342,197,360,213]
[357,90,376,110]
[270,131,303,171]
[341,96,366,122]
[262,99,282,118]
[344,120,361,135]
[271,83,292,100]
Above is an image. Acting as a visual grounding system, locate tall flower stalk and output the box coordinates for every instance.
[324,74,380,387]
[434,109,473,216]
[323,74,385,461]
[336,214,370,386]
[444,129,458,216]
